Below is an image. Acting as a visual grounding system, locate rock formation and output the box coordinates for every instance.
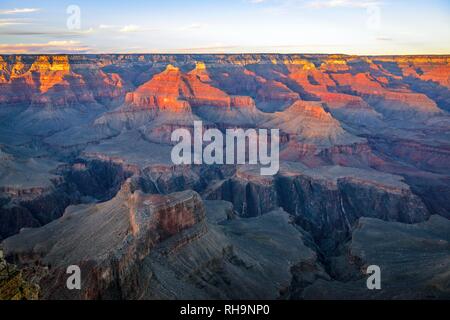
[0,53,449,300]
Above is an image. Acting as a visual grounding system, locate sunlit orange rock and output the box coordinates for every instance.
[0,56,8,83]
[330,72,441,113]
[331,72,384,93]
[286,100,332,120]
[188,61,211,82]
[318,92,370,110]
[10,56,27,78]
[257,80,300,104]
[285,66,371,110]
[0,55,128,107]
[28,55,71,93]
[230,95,256,108]
[126,63,233,112]
[319,57,350,72]
[395,56,450,88]
[284,58,316,70]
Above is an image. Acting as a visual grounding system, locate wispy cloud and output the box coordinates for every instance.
[0,28,94,36]
[0,8,40,15]
[0,18,31,26]
[0,40,90,54]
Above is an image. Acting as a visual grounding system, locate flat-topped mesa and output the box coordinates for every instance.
[126,63,233,111]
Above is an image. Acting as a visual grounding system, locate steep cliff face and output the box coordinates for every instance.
[1,183,323,300]
[205,173,278,218]
[1,181,206,299]
[206,165,430,251]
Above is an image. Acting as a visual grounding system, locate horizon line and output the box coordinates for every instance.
[1,52,450,57]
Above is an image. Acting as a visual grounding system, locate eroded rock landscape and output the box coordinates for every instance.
[0,54,449,299]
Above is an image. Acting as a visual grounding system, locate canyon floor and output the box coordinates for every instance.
[0,54,449,299]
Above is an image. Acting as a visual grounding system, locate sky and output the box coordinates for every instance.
[0,0,449,55]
